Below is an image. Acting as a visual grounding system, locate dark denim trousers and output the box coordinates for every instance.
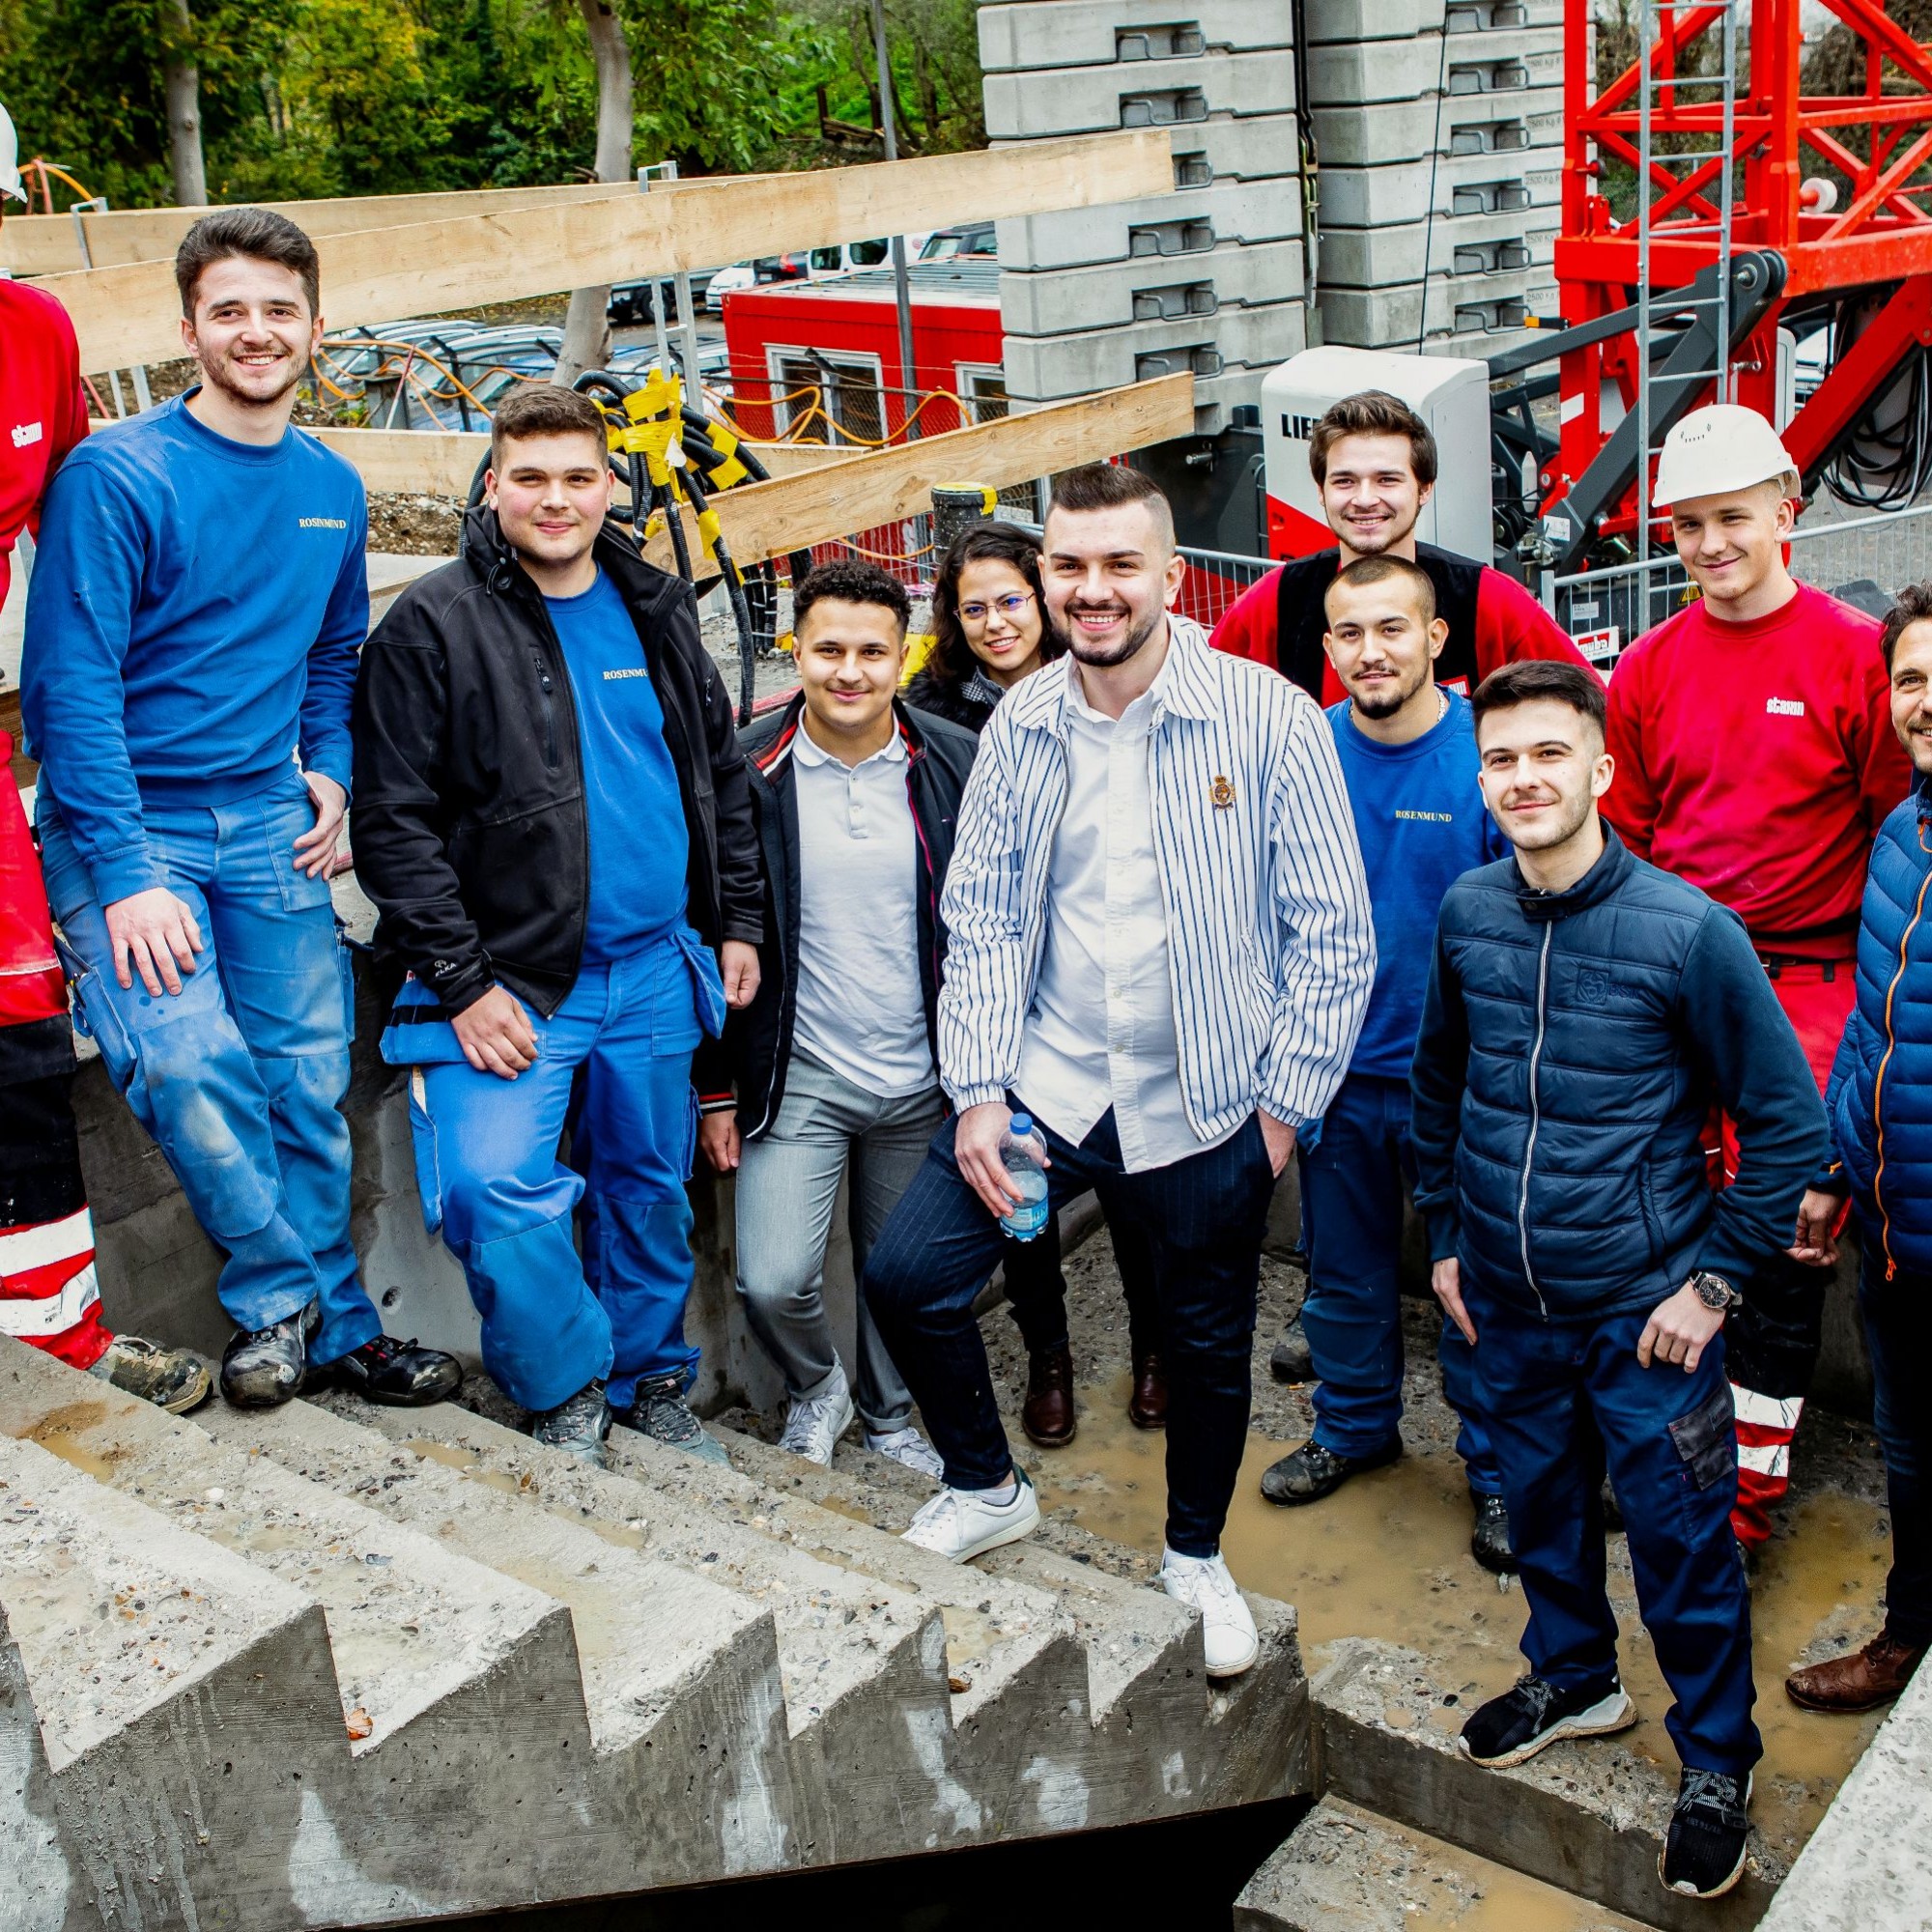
[1860,1235,1932,1649]
[865,1103,1279,1556]
[1466,1285,1760,1776]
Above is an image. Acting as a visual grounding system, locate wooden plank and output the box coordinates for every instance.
[642,373,1195,570]
[0,180,640,276]
[44,132,1175,376]
[308,427,488,497]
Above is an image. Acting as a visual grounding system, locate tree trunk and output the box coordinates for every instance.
[163,0,208,207]
[554,0,634,386]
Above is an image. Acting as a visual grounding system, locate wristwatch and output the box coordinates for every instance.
[1690,1270,1744,1312]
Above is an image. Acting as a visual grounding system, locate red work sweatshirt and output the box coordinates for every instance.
[1603,582,1911,956]
[0,278,90,611]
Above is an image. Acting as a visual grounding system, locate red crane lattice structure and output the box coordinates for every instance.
[1551,0,1932,540]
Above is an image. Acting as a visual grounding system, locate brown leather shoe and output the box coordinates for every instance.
[1128,1351,1168,1430]
[1785,1629,1926,1714]
[1022,1344,1076,1448]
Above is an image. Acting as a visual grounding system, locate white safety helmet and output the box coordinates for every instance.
[1652,403,1799,508]
[0,101,24,204]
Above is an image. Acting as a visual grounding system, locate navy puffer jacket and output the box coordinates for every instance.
[1827,773,1932,1275]
[1411,830,1830,1321]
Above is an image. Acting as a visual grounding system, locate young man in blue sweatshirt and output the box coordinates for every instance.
[20,208,460,1412]
[1258,555,1513,1572]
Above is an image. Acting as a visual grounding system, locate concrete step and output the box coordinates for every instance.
[1235,1795,1661,1931]
[1311,1636,1779,1932]
[0,1589,76,1932]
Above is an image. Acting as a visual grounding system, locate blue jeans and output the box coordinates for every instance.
[37,773,381,1365]
[1466,1283,1760,1776]
[1857,1217,1932,1648]
[1300,1071,1499,1492]
[390,931,720,1413]
[866,1104,1278,1557]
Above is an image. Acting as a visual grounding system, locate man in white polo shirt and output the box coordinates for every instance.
[697,560,979,1476]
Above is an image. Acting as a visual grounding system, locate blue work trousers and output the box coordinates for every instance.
[37,772,381,1365]
[1466,1283,1760,1776]
[393,932,719,1414]
[866,1103,1278,1557]
[1300,1071,1499,1492]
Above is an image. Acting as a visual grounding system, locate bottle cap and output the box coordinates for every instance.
[1009,1112,1034,1137]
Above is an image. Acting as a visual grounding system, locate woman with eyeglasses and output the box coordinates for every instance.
[904,522,1061,729]
[900,520,1166,1451]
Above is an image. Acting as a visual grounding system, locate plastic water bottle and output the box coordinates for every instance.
[998,1112,1050,1241]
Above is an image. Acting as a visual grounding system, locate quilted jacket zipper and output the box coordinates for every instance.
[1518,923,1553,1318]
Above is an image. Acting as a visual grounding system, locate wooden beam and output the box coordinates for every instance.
[643,374,1195,570]
[309,427,488,497]
[0,180,641,276]
[44,132,1175,376]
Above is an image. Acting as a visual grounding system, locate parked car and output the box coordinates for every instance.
[919,224,997,263]
[706,253,812,314]
[607,268,720,327]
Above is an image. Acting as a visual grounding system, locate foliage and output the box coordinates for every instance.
[0,0,988,210]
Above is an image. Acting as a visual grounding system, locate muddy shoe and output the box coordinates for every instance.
[867,1425,945,1480]
[625,1373,729,1466]
[1268,1316,1313,1384]
[220,1300,320,1409]
[1022,1342,1076,1448]
[1260,1435,1402,1505]
[1127,1350,1168,1430]
[323,1335,463,1407]
[531,1379,611,1466]
[1470,1492,1515,1574]
[89,1335,212,1415]
[1460,1674,1634,1769]
[1785,1629,1927,1714]
[1660,1768,1751,1900]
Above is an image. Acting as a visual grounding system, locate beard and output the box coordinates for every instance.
[1057,599,1164,668]
[200,345,303,412]
[1504,790,1594,854]
[1349,663,1429,719]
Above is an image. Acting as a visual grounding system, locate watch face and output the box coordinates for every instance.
[1695,1274,1734,1309]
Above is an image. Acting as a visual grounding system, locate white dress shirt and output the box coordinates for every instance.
[1017,650,1238,1171]
[791,723,934,1097]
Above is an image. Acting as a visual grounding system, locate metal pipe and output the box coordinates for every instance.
[870,0,921,441]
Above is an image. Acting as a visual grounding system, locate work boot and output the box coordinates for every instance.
[1021,1342,1076,1448]
[1470,1492,1515,1574]
[625,1372,730,1466]
[1784,1629,1927,1714]
[531,1379,611,1466]
[1127,1350,1168,1430]
[1459,1673,1635,1769]
[1260,1435,1401,1505]
[220,1300,320,1409]
[1268,1315,1314,1384]
[1659,1768,1751,1900]
[321,1335,463,1407]
[89,1335,212,1415]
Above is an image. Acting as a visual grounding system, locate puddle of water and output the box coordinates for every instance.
[24,1402,122,1484]
[1033,1376,1886,1863]
[1406,1850,1650,1931]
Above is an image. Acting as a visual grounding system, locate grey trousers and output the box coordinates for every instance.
[733,1052,944,1432]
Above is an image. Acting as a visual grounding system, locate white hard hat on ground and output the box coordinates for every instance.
[0,102,25,203]
[1653,403,1799,507]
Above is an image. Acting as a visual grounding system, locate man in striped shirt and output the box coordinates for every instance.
[866,463,1376,1678]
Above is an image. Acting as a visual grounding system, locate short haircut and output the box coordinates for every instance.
[1046,461,1175,552]
[1325,553,1437,627]
[1308,389,1437,490]
[1881,580,1932,670]
[175,207,320,320]
[489,384,611,466]
[1470,658,1607,738]
[792,556,912,638]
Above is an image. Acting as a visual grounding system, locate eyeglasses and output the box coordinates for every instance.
[958,592,1036,624]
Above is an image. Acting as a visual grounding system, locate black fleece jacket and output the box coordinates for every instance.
[351,508,763,1021]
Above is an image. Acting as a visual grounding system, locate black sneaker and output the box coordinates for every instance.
[1470,1492,1515,1574]
[1268,1316,1313,1383]
[530,1379,611,1466]
[220,1300,321,1409]
[1459,1673,1635,1768]
[623,1373,729,1466]
[1660,1768,1752,1899]
[1259,1435,1402,1505]
[321,1335,464,1407]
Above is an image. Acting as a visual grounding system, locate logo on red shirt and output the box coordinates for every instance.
[1766,696,1805,717]
[9,421,43,449]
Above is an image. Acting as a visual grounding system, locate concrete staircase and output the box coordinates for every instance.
[0,1335,1308,1930]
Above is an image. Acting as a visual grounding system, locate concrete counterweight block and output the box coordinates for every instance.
[1317,209,1558,290]
[997,178,1303,276]
[978,0,1297,72]
[1300,0,1564,39]
[999,238,1306,336]
[1004,300,1310,403]
[984,49,1297,140]
[1316,149,1560,229]
[1311,87,1563,167]
[1307,30,1562,109]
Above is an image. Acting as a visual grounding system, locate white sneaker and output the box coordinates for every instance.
[779,1364,855,1466]
[867,1425,946,1480]
[902,1467,1040,1562]
[1160,1547,1260,1678]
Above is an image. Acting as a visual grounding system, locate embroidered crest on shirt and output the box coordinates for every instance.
[1210,775,1236,809]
